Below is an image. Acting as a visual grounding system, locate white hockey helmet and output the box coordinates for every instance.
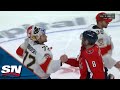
[30,25,46,41]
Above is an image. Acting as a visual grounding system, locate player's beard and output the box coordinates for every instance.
[44,39,47,42]
[42,39,47,44]
[44,38,47,42]
[103,22,108,28]
[104,24,108,28]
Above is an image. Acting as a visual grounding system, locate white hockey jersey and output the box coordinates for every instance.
[20,38,61,79]
[89,25,113,51]
[86,24,116,69]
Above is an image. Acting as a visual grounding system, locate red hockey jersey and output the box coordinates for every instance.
[65,44,105,79]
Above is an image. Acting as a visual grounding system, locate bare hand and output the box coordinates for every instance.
[60,54,68,63]
[115,61,120,69]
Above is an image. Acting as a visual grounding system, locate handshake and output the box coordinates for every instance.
[60,54,68,63]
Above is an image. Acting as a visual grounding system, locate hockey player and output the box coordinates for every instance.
[60,30,105,79]
[16,25,62,79]
[16,25,33,58]
[88,12,120,71]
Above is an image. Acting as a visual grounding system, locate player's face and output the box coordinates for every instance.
[38,34,47,43]
[81,38,89,47]
[102,21,109,28]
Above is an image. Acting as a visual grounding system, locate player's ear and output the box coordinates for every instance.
[80,33,83,40]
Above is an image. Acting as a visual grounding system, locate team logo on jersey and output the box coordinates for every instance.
[1,65,22,77]
[98,38,104,46]
[86,49,94,54]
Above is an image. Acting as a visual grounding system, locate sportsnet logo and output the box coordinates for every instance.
[1,65,22,77]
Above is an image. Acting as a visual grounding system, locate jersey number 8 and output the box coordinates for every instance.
[92,61,96,67]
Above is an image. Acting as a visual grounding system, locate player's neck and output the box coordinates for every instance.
[39,42,44,45]
[97,24,103,29]
[34,41,44,45]
[85,45,94,49]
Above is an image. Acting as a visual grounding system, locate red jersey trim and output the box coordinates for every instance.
[40,57,52,73]
[100,45,111,55]
[16,47,24,57]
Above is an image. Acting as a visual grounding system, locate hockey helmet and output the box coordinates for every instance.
[30,25,46,41]
[82,30,98,45]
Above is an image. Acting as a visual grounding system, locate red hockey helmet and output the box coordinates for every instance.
[96,12,112,23]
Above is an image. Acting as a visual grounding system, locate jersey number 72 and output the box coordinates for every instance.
[23,50,35,72]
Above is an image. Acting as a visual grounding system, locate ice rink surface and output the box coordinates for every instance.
[0,11,120,79]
